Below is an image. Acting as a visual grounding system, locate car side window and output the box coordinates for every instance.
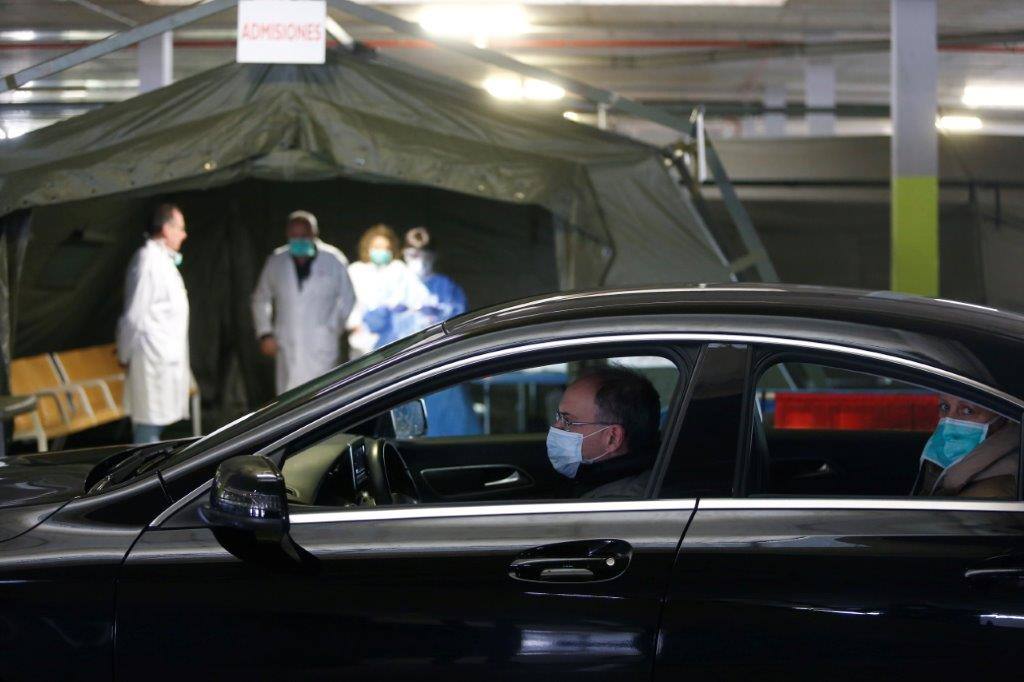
[752,360,1021,500]
[278,352,683,508]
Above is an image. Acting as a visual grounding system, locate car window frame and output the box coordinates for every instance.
[276,341,694,507]
[738,345,1024,502]
[153,332,1024,528]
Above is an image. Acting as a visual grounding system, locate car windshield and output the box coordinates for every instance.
[158,326,445,472]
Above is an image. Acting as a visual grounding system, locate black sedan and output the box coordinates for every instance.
[3,284,1024,680]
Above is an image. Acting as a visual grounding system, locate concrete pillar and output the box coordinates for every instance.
[763,85,786,137]
[891,0,938,296]
[804,58,836,135]
[138,31,173,93]
[740,116,760,138]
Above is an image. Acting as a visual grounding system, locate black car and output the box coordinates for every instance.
[3,284,1024,680]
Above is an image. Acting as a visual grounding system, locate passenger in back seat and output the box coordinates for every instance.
[913,394,1019,499]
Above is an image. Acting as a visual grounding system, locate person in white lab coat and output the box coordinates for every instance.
[116,204,192,444]
[252,210,356,394]
[345,224,433,358]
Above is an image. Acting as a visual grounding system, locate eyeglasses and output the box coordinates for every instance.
[552,410,618,429]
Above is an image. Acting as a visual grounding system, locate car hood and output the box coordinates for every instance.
[0,444,137,543]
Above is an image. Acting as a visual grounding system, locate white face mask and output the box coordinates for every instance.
[546,425,612,478]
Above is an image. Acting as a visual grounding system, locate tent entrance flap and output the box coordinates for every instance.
[18,177,561,428]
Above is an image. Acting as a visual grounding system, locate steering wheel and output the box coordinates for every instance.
[364,438,420,505]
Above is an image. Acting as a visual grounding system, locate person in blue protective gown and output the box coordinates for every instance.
[402,227,468,325]
[401,227,481,437]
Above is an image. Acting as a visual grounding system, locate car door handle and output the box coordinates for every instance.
[484,470,522,488]
[509,539,632,583]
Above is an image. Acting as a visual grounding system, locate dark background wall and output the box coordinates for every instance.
[21,177,559,429]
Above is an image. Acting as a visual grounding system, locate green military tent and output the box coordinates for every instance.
[0,47,729,425]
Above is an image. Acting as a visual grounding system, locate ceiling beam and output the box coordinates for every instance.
[1,0,235,93]
[551,29,1024,69]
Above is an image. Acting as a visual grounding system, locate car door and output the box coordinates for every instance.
[655,341,1024,679]
[115,340,697,680]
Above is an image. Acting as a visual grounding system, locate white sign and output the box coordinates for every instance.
[237,0,326,64]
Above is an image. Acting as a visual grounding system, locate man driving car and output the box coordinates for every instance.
[548,367,661,499]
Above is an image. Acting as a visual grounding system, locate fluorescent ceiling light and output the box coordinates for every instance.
[2,90,34,103]
[523,78,565,101]
[563,111,583,122]
[419,4,529,45]
[1,121,40,139]
[962,84,1024,109]
[1,30,38,42]
[936,115,982,132]
[484,75,564,101]
[384,0,784,4]
[483,75,524,100]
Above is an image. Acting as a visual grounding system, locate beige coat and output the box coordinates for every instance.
[916,424,1018,499]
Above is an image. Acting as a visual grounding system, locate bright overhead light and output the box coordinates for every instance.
[418,4,529,45]
[59,90,89,100]
[563,111,583,122]
[380,0,785,4]
[1,30,37,42]
[1,121,39,139]
[484,75,564,102]
[523,78,565,101]
[2,90,34,103]
[936,115,982,132]
[483,75,523,100]
[962,84,1024,109]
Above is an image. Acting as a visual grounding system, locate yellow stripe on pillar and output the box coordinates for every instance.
[891,175,938,297]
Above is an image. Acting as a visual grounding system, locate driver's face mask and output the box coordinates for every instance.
[920,417,991,469]
[546,425,612,478]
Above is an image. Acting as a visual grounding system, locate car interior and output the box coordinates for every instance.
[751,362,1021,499]
[279,353,683,508]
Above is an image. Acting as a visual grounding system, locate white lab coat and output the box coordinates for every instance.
[251,240,356,394]
[116,239,191,426]
[346,260,433,358]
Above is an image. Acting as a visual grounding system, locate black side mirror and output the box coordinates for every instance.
[200,455,289,544]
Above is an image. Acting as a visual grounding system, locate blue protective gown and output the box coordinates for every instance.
[420,272,479,436]
[361,270,479,436]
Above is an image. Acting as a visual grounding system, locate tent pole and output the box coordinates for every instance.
[326,0,777,282]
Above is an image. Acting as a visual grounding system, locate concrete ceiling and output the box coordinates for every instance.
[1,0,1023,138]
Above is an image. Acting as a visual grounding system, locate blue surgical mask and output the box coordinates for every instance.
[289,238,316,258]
[921,417,989,469]
[546,425,612,478]
[369,248,393,266]
[172,252,183,268]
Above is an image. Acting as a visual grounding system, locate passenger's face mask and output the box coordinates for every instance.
[921,417,990,469]
[546,425,612,478]
[404,250,435,279]
[172,251,183,268]
[289,238,316,258]
[370,248,393,266]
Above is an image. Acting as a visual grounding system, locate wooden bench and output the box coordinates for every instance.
[10,343,201,451]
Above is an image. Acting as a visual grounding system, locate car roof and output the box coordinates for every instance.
[445,284,1024,400]
[447,284,1024,339]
